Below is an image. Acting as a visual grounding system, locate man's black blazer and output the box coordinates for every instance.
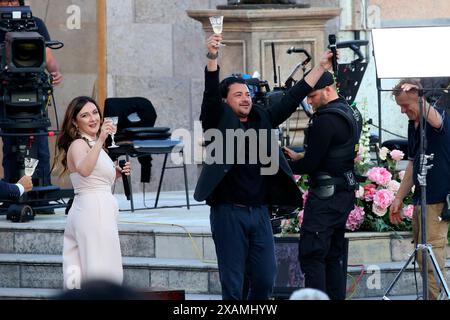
[194,67,312,207]
[0,180,20,201]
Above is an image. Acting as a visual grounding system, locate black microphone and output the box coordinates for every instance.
[119,160,131,200]
[328,34,338,76]
[287,47,307,54]
[286,47,312,66]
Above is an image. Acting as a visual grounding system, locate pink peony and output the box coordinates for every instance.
[390,149,405,161]
[346,205,365,231]
[373,189,395,210]
[387,180,400,194]
[398,170,406,181]
[363,183,377,201]
[367,167,392,186]
[302,190,309,204]
[402,204,414,219]
[372,203,387,216]
[297,210,304,226]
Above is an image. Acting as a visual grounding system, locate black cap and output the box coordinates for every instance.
[309,71,335,91]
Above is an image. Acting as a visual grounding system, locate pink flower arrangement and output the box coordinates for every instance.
[367,167,392,186]
[373,189,395,211]
[346,206,365,231]
[281,147,413,235]
[363,183,377,201]
[351,147,413,232]
[390,150,405,161]
[402,204,414,219]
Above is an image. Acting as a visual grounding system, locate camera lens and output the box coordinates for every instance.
[12,39,44,68]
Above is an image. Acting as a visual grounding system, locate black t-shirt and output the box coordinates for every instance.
[408,108,450,204]
[208,119,269,207]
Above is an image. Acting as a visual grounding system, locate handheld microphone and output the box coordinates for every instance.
[328,34,338,76]
[119,160,131,200]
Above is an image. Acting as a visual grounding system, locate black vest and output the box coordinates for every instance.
[304,99,362,171]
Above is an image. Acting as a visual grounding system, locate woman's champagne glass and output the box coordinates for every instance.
[209,16,226,47]
[24,157,39,177]
[104,116,119,148]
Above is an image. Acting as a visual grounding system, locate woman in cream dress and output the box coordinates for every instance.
[53,96,130,289]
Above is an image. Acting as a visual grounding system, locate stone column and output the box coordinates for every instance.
[187,7,340,146]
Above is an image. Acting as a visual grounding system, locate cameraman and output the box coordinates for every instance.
[0,0,62,210]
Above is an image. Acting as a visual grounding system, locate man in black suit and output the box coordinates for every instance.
[194,33,335,300]
[0,175,32,201]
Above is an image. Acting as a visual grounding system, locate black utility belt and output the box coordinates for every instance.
[309,177,348,188]
[308,172,357,200]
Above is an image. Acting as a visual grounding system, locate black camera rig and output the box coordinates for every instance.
[0,6,72,222]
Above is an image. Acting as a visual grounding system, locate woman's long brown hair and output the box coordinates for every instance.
[51,96,102,177]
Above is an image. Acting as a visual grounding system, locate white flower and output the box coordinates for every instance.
[379,147,389,161]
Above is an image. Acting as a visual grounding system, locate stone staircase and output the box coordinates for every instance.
[0,199,448,300]
[0,213,221,300]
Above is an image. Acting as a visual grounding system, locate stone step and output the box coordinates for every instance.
[346,260,450,299]
[0,218,215,261]
[1,253,448,299]
[0,253,220,295]
[0,219,434,266]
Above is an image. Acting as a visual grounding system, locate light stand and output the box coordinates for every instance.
[372,26,450,300]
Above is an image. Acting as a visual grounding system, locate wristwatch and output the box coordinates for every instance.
[206,51,219,60]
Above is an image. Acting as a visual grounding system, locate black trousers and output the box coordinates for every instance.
[210,203,277,300]
[298,190,354,300]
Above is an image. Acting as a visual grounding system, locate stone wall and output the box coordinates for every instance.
[105,0,228,193]
[13,0,450,194]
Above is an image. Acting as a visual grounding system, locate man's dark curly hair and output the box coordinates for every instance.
[219,76,247,99]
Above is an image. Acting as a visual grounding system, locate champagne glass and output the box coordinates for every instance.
[24,157,39,177]
[104,116,119,148]
[209,16,226,47]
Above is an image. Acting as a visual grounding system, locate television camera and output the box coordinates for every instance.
[0,5,72,222]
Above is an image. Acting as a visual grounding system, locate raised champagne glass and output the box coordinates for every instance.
[24,157,39,177]
[209,16,226,47]
[104,116,119,148]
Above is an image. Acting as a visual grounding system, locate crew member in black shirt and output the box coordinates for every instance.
[289,71,362,300]
[194,32,336,300]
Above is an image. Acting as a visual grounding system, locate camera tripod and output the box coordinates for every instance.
[382,242,450,300]
[383,93,450,300]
